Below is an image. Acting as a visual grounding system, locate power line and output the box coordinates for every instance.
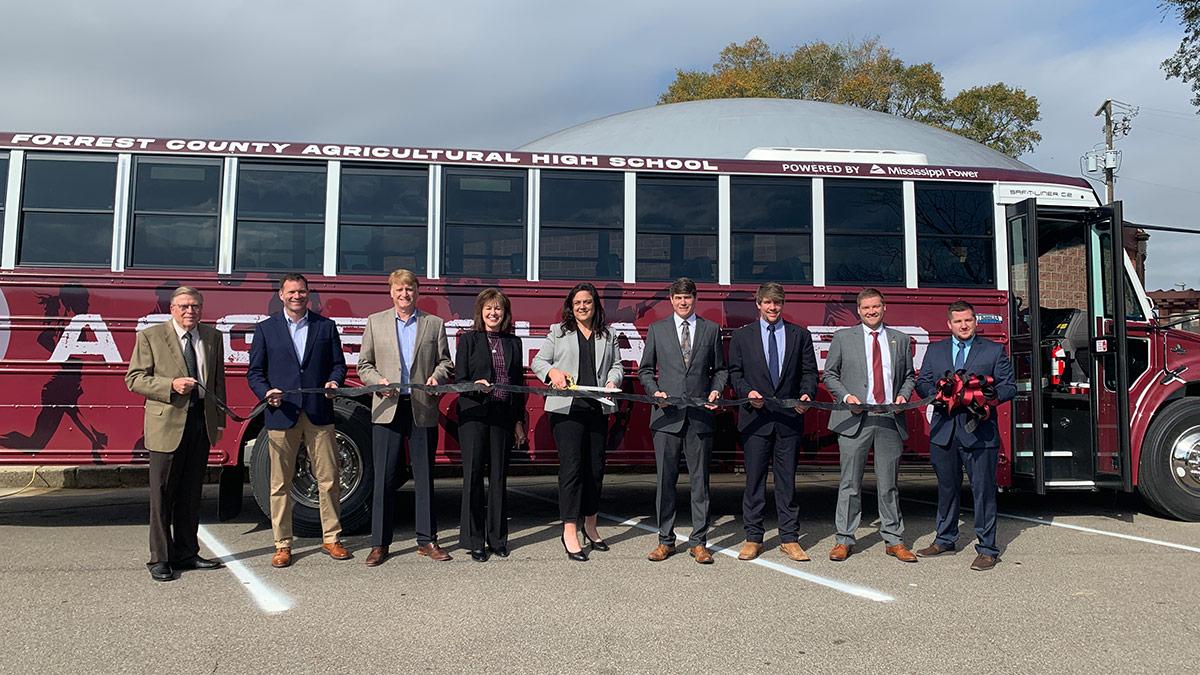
[1119,174,1200,196]
[1138,105,1200,121]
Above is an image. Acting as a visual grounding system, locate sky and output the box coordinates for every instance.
[1,0,1197,290]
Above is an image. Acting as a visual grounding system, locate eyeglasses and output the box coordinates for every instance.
[173,304,203,313]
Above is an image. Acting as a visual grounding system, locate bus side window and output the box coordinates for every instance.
[338,165,428,276]
[19,153,117,267]
[129,157,222,269]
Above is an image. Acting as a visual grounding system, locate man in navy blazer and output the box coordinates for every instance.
[914,300,1016,571]
[247,273,350,568]
[728,282,818,563]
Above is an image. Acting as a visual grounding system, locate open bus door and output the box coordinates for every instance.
[1005,199,1132,493]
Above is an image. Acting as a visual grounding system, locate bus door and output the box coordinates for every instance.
[1005,199,1132,493]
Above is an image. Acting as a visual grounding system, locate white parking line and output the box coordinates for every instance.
[902,496,1200,554]
[197,525,293,613]
[510,488,894,603]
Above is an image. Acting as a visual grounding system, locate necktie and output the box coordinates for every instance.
[182,331,199,404]
[954,340,966,371]
[871,330,885,404]
[680,321,691,369]
[767,323,780,389]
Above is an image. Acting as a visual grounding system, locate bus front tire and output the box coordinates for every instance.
[248,401,375,538]
[1138,397,1200,521]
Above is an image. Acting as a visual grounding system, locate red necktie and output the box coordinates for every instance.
[871,330,885,404]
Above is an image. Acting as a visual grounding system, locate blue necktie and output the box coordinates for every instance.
[954,340,966,371]
[768,323,780,389]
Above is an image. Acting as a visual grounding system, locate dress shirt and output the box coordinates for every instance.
[758,318,786,381]
[170,319,206,398]
[861,323,894,404]
[285,311,309,363]
[674,312,697,357]
[953,335,976,369]
[395,311,420,388]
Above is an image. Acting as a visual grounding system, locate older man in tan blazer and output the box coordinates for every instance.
[357,269,454,566]
[126,286,226,582]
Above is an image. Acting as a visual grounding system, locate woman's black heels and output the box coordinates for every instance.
[583,532,610,552]
[561,534,588,562]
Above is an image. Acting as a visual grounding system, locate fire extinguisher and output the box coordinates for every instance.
[1049,344,1067,386]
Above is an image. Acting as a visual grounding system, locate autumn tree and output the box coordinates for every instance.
[1161,0,1200,110]
[659,37,1042,157]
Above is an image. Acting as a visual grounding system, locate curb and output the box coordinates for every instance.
[0,465,225,489]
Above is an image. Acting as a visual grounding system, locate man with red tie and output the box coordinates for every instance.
[823,289,917,562]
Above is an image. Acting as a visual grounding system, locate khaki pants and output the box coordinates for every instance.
[268,412,341,547]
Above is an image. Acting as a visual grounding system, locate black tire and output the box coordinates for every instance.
[1138,397,1200,521]
[249,400,376,537]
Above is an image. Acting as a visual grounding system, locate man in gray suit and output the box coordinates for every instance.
[637,278,727,564]
[357,269,454,566]
[823,288,918,563]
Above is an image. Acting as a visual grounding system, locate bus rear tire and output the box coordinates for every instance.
[248,400,375,538]
[1138,397,1200,521]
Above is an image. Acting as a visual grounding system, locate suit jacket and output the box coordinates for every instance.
[530,323,624,415]
[727,320,818,437]
[125,321,226,453]
[357,308,453,427]
[246,312,347,431]
[824,325,917,440]
[636,315,728,434]
[915,335,1017,449]
[454,329,526,419]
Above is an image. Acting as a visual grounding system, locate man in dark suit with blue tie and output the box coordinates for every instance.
[728,282,818,562]
[914,300,1016,571]
[248,273,351,568]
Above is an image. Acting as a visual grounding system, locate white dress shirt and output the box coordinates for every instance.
[861,323,893,404]
[171,319,206,398]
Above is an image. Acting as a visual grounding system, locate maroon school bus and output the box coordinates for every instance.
[0,130,1197,534]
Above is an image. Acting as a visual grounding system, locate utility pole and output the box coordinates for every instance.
[1094,99,1115,204]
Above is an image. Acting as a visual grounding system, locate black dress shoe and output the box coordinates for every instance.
[175,556,224,570]
[149,562,174,582]
[469,549,489,563]
[488,545,509,558]
[583,532,610,552]
[561,535,588,562]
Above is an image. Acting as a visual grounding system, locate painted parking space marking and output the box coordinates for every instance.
[510,488,894,603]
[197,524,293,613]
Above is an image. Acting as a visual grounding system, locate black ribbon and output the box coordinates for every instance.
[202,381,934,424]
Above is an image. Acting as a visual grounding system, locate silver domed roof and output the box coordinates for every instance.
[520,98,1033,171]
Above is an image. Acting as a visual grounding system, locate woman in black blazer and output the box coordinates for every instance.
[455,288,527,562]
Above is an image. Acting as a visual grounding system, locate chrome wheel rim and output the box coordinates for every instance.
[290,430,365,508]
[1169,425,1200,496]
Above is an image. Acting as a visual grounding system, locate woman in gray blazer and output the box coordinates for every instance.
[531,282,624,562]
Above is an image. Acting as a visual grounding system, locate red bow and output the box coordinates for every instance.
[933,370,999,423]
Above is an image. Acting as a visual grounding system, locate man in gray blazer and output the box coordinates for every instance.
[823,288,918,563]
[637,278,727,564]
[357,269,454,566]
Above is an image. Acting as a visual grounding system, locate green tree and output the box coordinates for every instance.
[659,37,1042,157]
[1162,0,1200,110]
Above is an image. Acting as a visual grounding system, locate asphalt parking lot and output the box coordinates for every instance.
[1,472,1197,674]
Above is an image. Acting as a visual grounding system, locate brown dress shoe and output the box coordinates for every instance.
[364,546,388,567]
[737,541,763,560]
[829,543,851,561]
[417,543,453,561]
[689,545,714,564]
[970,554,998,571]
[779,542,811,562]
[322,542,352,560]
[916,542,954,558]
[647,543,676,562]
[886,543,918,563]
[271,547,292,568]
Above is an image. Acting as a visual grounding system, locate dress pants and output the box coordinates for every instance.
[458,403,515,551]
[267,412,342,547]
[551,404,607,522]
[148,405,209,565]
[371,401,439,547]
[653,419,712,547]
[930,439,1000,557]
[741,429,800,543]
[834,415,904,546]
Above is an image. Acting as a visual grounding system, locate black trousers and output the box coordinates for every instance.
[148,405,209,565]
[930,440,1000,557]
[550,405,607,522]
[741,429,800,543]
[371,402,439,547]
[458,404,516,550]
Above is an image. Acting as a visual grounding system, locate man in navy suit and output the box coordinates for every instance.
[728,282,818,563]
[914,300,1016,571]
[248,273,350,568]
